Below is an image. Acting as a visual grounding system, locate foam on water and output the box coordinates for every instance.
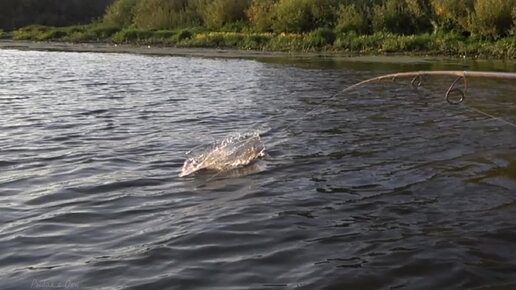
[179,131,265,177]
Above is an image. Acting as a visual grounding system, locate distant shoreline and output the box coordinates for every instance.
[0,39,501,64]
[2,1,515,60]
[0,40,299,59]
[0,39,433,62]
[3,40,516,72]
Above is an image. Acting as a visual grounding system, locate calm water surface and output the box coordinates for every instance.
[1,49,516,290]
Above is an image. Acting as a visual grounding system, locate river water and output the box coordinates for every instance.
[1,49,515,290]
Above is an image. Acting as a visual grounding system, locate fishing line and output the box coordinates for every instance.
[461,105,516,128]
[185,70,516,181]
[406,71,516,128]
[271,70,516,149]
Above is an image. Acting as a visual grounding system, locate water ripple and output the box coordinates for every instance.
[1,49,515,290]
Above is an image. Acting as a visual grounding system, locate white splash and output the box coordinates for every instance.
[179,131,265,177]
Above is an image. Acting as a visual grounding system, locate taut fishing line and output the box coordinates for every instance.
[180,70,516,178]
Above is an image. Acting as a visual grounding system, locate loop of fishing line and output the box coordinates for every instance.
[405,71,515,128]
[259,71,516,138]
[304,70,516,128]
[191,70,516,184]
[411,75,423,89]
[445,76,467,105]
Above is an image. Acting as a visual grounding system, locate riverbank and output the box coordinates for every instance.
[2,39,516,69]
[0,39,299,59]
[1,25,515,59]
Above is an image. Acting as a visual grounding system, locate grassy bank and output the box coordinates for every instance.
[2,0,515,58]
[2,24,515,59]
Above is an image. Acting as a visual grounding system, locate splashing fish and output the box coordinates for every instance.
[179,132,265,177]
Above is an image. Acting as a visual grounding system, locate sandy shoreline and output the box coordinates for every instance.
[0,39,335,59]
[1,39,456,64]
[3,40,515,68]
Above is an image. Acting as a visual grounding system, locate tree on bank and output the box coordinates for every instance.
[1,0,514,54]
[99,0,515,39]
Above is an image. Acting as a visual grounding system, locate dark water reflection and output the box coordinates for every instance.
[1,49,515,290]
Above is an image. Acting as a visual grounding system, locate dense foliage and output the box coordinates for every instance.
[100,0,515,38]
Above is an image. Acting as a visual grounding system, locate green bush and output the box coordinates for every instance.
[380,33,432,52]
[305,28,336,48]
[222,33,245,47]
[63,26,88,34]
[112,29,154,43]
[154,30,177,39]
[406,33,432,50]
[272,0,314,33]
[176,29,193,41]
[372,0,406,34]
[132,0,200,30]
[90,25,121,39]
[267,32,305,50]
[334,32,361,51]
[310,0,340,28]
[511,7,516,35]
[12,25,49,40]
[514,7,516,25]
[336,4,369,34]
[111,31,126,43]
[491,36,516,57]
[182,31,270,49]
[220,21,249,32]
[39,29,68,41]
[103,0,138,28]
[334,32,387,52]
[242,33,272,48]
[429,0,472,34]
[201,0,251,29]
[64,31,98,42]
[182,32,225,47]
[246,0,277,32]
[4,0,516,58]
[334,32,434,53]
[430,31,466,53]
[469,0,514,39]
[13,26,85,42]
[372,0,432,35]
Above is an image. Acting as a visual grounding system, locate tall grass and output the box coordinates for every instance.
[3,0,516,58]
[103,0,138,28]
[200,0,251,29]
[469,0,514,38]
[336,4,369,34]
[371,0,432,35]
[246,0,276,32]
[6,23,516,58]
[95,0,515,39]
[11,25,120,42]
[429,0,472,33]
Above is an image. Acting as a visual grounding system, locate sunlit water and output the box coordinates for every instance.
[1,49,515,290]
[180,131,265,177]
